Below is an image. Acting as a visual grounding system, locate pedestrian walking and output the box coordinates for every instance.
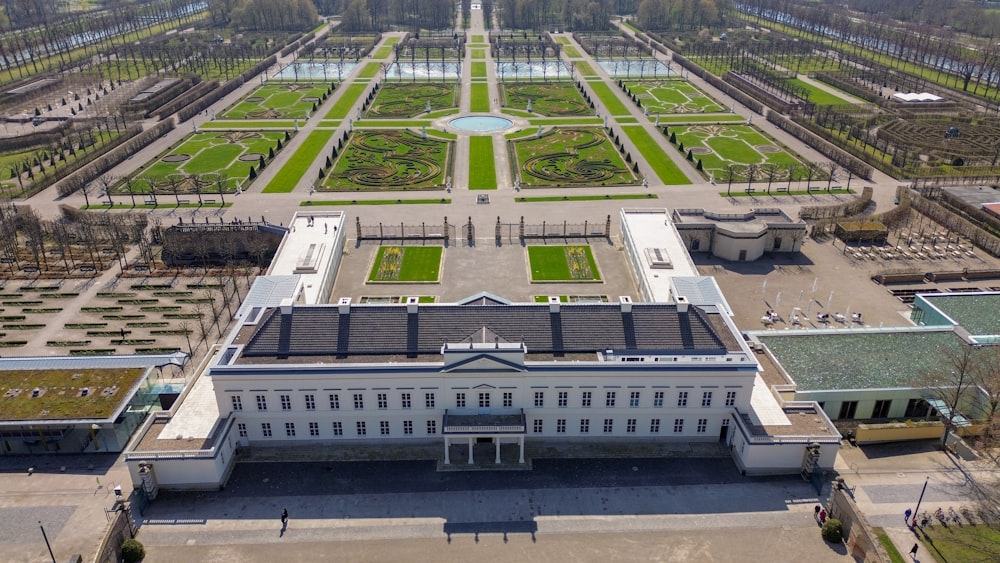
[281,508,288,525]
[819,509,827,523]
[909,543,918,558]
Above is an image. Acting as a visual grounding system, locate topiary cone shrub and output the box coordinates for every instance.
[121,539,145,563]
[821,518,843,543]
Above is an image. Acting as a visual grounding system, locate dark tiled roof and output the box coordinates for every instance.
[241,303,732,360]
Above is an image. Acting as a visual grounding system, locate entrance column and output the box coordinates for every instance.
[494,436,501,464]
[467,436,474,464]
[444,437,450,465]
[518,436,525,464]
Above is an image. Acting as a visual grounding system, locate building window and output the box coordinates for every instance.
[603,418,614,433]
[261,422,272,437]
[309,422,319,436]
[904,398,930,418]
[425,392,435,409]
[401,393,411,409]
[329,394,340,410]
[456,392,466,408]
[380,421,390,435]
[556,419,566,433]
[558,391,568,407]
[872,400,892,419]
[377,393,388,410]
[673,419,684,433]
[332,421,343,436]
[725,391,736,407]
[697,419,708,433]
[626,418,636,433]
[503,392,513,408]
[691,238,700,250]
[478,392,490,408]
[629,391,640,408]
[353,393,364,410]
[285,422,295,437]
[677,391,688,407]
[304,394,315,410]
[838,401,858,420]
[653,391,664,407]
[580,419,590,433]
[237,423,247,437]
[231,395,243,411]
[533,419,543,433]
[256,395,267,411]
[534,391,544,407]
[280,394,291,411]
[356,421,367,436]
[605,391,616,407]
[403,420,413,435]
[701,391,713,408]
[581,391,592,407]
[650,418,660,433]
[426,420,437,435]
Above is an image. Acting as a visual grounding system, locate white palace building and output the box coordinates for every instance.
[124,209,841,492]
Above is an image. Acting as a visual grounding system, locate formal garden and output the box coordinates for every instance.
[663,124,817,183]
[366,83,459,118]
[511,128,638,188]
[222,83,332,119]
[526,245,601,282]
[120,130,290,194]
[501,82,591,116]
[323,130,452,191]
[622,80,725,114]
[367,246,443,282]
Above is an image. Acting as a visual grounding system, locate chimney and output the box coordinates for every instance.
[406,295,419,314]
[337,296,351,315]
[280,297,294,316]
[676,295,689,314]
[548,295,560,313]
[619,295,632,313]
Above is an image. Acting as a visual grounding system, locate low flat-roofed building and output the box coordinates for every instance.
[672,208,806,262]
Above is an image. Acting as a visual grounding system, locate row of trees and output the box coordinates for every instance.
[634,0,725,31]
[339,0,456,32]
[208,0,319,31]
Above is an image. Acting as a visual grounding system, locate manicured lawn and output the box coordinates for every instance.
[357,62,382,78]
[517,193,657,202]
[657,114,745,123]
[472,35,484,42]
[469,136,496,190]
[200,121,298,129]
[368,246,443,282]
[222,83,329,119]
[563,46,582,58]
[622,125,689,185]
[368,83,458,118]
[357,120,432,127]
[625,80,724,114]
[502,82,590,116]
[325,83,367,119]
[513,128,637,188]
[301,198,450,206]
[128,131,287,193]
[372,38,399,59]
[472,49,485,60]
[470,83,490,112]
[667,124,815,182]
[618,117,638,123]
[527,117,602,126]
[786,78,853,105]
[920,521,1000,563]
[527,245,601,281]
[587,80,630,115]
[575,61,597,76]
[262,129,334,193]
[472,62,486,77]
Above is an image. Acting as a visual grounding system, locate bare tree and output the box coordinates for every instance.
[923,345,986,449]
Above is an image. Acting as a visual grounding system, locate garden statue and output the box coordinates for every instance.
[426,100,431,113]
[537,125,543,138]
[526,98,532,112]
[422,126,427,139]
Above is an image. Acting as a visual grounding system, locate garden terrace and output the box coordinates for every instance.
[664,124,812,183]
[324,130,452,191]
[501,82,590,116]
[510,128,637,188]
[222,83,331,119]
[622,80,724,114]
[367,83,459,118]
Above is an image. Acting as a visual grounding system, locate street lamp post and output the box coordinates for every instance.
[911,475,930,527]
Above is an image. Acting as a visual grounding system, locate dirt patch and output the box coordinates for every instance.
[302,96,320,103]
[246,97,265,102]
[756,145,779,153]
[162,154,190,162]
[689,147,711,155]
[239,153,264,162]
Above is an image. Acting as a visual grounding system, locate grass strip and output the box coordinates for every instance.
[325,83,367,119]
[516,193,657,202]
[622,125,690,184]
[470,83,490,112]
[588,81,631,115]
[302,198,450,206]
[469,136,496,190]
[357,62,382,78]
[262,129,335,193]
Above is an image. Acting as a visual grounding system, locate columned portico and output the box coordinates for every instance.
[442,409,526,467]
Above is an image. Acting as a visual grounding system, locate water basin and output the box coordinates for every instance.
[449,116,513,133]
